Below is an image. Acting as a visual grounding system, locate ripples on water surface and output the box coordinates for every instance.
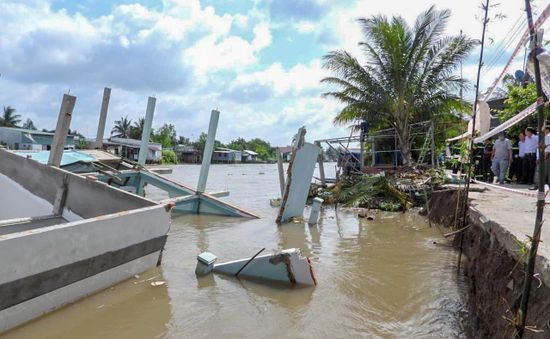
[5,163,468,338]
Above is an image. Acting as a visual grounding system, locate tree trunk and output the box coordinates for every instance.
[395,123,413,166]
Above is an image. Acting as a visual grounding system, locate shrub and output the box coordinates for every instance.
[161,150,178,164]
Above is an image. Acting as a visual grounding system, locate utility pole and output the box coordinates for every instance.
[514,1,547,337]
[457,0,490,271]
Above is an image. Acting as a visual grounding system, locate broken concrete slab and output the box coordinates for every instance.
[196,248,317,286]
[276,127,321,224]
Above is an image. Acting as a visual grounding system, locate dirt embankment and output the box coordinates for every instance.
[427,188,550,338]
[461,222,550,338]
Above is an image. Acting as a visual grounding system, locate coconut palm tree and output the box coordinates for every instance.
[111,116,133,138]
[1,106,21,127]
[322,6,475,165]
[129,117,145,139]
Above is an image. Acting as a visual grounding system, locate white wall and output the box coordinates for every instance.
[0,173,53,219]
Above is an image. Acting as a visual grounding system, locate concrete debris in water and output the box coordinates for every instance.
[195,248,317,286]
[276,127,321,224]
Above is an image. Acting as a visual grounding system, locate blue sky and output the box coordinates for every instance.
[0,0,547,145]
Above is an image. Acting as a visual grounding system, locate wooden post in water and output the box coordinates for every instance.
[138,96,156,166]
[315,141,326,186]
[94,87,111,149]
[197,109,220,193]
[277,149,285,197]
[515,1,547,337]
[48,94,77,167]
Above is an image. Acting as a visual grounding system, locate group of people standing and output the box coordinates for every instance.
[478,126,550,189]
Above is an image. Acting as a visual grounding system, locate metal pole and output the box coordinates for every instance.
[515,1,547,336]
[197,109,220,193]
[457,0,490,272]
[137,96,156,166]
[48,94,77,167]
[94,87,111,149]
[315,141,326,186]
[277,149,285,197]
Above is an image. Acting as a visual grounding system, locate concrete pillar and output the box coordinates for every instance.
[94,87,111,149]
[277,150,285,197]
[48,94,77,167]
[197,109,220,193]
[315,141,326,186]
[137,96,156,166]
[308,197,324,225]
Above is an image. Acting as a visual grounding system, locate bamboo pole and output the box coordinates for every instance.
[457,0,490,272]
[514,1,547,337]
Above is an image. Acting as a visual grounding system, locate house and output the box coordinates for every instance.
[212,147,241,163]
[0,127,75,150]
[175,144,202,163]
[241,149,258,163]
[278,146,293,162]
[103,137,162,163]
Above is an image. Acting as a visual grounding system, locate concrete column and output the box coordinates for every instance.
[315,141,326,186]
[277,150,285,197]
[94,87,111,149]
[197,109,220,193]
[137,97,156,166]
[308,197,324,225]
[48,94,77,167]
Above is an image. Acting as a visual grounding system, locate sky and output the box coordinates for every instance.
[0,0,548,146]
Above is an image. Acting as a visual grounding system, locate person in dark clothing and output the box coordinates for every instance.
[510,135,521,183]
[482,138,494,182]
[522,127,538,185]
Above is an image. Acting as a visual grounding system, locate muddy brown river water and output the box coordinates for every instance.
[4,163,469,338]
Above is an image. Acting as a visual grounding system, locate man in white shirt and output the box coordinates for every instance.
[523,127,538,185]
[491,132,513,184]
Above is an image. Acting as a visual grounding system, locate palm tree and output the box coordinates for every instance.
[111,116,133,138]
[322,6,475,165]
[129,117,145,139]
[1,106,21,127]
[22,118,37,130]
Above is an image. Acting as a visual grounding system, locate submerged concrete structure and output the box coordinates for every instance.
[0,149,172,333]
[196,248,317,286]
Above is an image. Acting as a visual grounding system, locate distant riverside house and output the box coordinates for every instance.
[212,147,242,163]
[0,127,75,150]
[278,146,293,162]
[241,149,258,163]
[103,137,162,163]
[175,144,202,163]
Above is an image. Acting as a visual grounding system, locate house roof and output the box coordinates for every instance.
[215,147,239,153]
[107,137,162,151]
[0,127,75,137]
[242,149,258,156]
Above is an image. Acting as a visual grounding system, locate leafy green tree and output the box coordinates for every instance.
[193,132,223,152]
[178,135,190,145]
[322,6,474,165]
[111,116,132,138]
[1,106,21,127]
[226,137,247,151]
[152,123,177,148]
[22,118,37,130]
[498,82,540,137]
